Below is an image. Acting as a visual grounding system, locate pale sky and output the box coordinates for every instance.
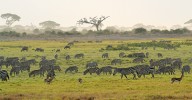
[0,0,192,28]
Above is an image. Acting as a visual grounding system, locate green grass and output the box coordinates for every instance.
[0,39,192,100]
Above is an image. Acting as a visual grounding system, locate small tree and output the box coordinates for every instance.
[39,21,60,29]
[133,27,147,34]
[1,13,21,27]
[77,16,109,31]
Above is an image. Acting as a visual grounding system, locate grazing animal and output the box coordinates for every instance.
[65,55,71,60]
[35,48,44,52]
[74,53,84,59]
[64,45,70,49]
[102,53,109,58]
[157,53,163,58]
[44,77,54,84]
[65,66,78,73]
[86,62,98,69]
[119,52,126,58]
[54,54,58,59]
[56,49,60,52]
[113,67,136,79]
[0,70,9,81]
[171,72,184,84]
[146,52,149,58]
[83,67,99,75]
[182,65,190,74]
[10,67,21,76]
[111,59,122,65]
[21,46,28,52]
[53,66,62,71]
[29,69,44,77]
[133,58,145,63]
[78,78,83,84]
[96,66,113,75]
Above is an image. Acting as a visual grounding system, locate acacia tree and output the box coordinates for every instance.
[77,16,109,31]
[39,21,60,29]
[1,13,21,27]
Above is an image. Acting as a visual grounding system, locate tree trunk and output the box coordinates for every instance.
[95,25,99,31]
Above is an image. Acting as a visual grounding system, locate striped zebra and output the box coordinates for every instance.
[83,67,99,75]
[113,67,136,79]
[0,70,9,81]
[96,66,113,75]
[182,65,190,74]
[134,65,155,78]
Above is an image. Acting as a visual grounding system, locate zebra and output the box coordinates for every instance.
[102,53,109,58]
[29,69,44,77]
[156,66,175,75]
[111,59,122,65]
[65,66,78,73]
[182,65,190,74]
[83,67,99,75]
[96,66,113,75]
[113,67,136,79]
[0,70,9,81]
[10,66,21,76]
[135,66,155,78]
[86,62,98,69]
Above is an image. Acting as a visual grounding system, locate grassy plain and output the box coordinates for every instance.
[0,39,192,100]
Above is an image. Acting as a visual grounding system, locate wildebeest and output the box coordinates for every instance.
[113,67,136,79]
[83,67,99,75]
[86,62,98,69]
[0,70,9,81]
[119,52,126,58]
[127,53,145,58]
[54,54,58,59]
[29,69,44,77]
[64,45,70,49]
[53,65,61,71]
[182,65,190,74]
[102,53,109,58]
[21,46,28,52]
[157,53,163,58]
[56,49,60,52]
[74,53,84,59]
[35,48,44,52]
[65,55,71,60]
[96,66,113,75]
[65,66,78,73]
[111,59,122,65]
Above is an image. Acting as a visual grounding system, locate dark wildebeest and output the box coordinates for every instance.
[157,53,163,58]
[83,67,99,75]
[113,67,136,79]
[0,70,9,81]
[35,48,44,52]
[29,69,44,77]
[53,65,61,71]
[119,52,126,58]
[54,54,58,59]
[132,58,145,63]
[74,53,84,59]
[111,59,122,65]
[182,65,190,74]
[86,62,98,69]
[102,53,109,58]
[21,46,28,52]
[65,66,78,73]
[96,66,113,75]
[56,49,60,52]
[64,45,70,49]
[127,53,145,58]
[44,69,55,84]
[65,55,71,60]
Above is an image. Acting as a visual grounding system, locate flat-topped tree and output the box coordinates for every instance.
[1,13,21,27]
[77,16,109,31]
[39,21,60,29]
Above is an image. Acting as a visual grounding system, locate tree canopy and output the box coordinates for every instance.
[77,16,109,31]
[39,21,60,29]
[1,13,21,27]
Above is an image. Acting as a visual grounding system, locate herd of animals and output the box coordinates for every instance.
[0,40,190,84]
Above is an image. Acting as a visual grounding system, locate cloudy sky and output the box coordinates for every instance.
[0,0,192,28]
